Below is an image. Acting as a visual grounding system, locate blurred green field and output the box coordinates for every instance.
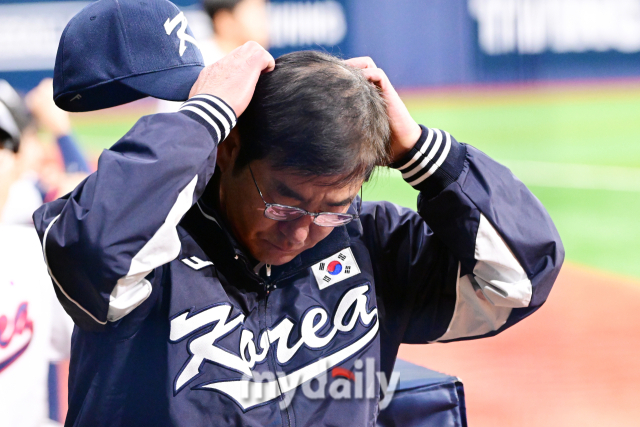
[69,82,640,279]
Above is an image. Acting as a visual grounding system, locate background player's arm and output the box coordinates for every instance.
[26,78,90,174]
[353,57,564,345]
[33,42,274,331]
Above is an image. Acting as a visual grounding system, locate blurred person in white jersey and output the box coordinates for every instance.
[158,0,269,113]
[0,80,74,426]
[1,79,90,225]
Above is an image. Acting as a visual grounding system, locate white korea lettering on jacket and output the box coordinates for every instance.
[170,284,378,399]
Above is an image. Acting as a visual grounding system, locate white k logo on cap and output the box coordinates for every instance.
[311,248,361,290]
[164,11,200,56]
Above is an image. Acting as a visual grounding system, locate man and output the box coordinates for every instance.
[1,79,89,224]
[201,0,269,60]
[0,79,42,224]
[1,80,74,427]
[34,42,563,426]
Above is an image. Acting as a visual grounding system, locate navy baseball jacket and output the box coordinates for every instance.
[33,95,563,426]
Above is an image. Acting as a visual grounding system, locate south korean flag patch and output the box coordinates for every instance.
[311,248,361,290]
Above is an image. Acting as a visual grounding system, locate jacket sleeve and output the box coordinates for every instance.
[361,125,564,344]
[32,95,235,331]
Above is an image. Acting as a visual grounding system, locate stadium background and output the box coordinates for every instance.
[2,0,639,425]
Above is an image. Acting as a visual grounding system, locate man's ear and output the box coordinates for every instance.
[216,127,241,173]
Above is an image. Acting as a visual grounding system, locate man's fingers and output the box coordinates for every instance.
[243,41,275,73]
[263,56,276,73]
[346,57,393,94]
[344,57,377,70]
[361,68,391,92]
[256,50,276,73]
[188,41,275,116]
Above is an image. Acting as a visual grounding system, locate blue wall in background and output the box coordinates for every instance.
[2,0,640,92]
[344,0,640,87]
[346,0,477,87]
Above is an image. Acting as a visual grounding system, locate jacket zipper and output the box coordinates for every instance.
[262,275,293,426]
[235,256,290,426]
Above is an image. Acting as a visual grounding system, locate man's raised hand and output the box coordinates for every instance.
[189,41,275,117]
[344,57,422,163]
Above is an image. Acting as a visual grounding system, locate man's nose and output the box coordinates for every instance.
[278,215,314,247]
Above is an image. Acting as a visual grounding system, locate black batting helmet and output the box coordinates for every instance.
[0,80,32,153]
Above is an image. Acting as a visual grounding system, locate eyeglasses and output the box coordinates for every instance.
[248,165,360,227]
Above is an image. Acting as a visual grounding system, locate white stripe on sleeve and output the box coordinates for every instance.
[179,106,222,141]
[472,214,532,308]
[432,214,532,342]
[181,100,231,137]
[433,266,512,342]
[107,175,199,321]
[402,129,443,180]
[408,131,452,187]
[196,94,237,127]
[397,128,434,172]
[42,215,108,325]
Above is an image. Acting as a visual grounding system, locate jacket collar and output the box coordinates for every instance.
[179,192,354,286]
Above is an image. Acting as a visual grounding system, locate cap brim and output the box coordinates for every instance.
[54,64,203,112]
[121,64,203,102]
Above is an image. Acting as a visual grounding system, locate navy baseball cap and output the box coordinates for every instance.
[54,0,204,112]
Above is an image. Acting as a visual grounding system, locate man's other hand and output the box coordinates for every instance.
[189,41,275,117]
[344,57,422,163]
